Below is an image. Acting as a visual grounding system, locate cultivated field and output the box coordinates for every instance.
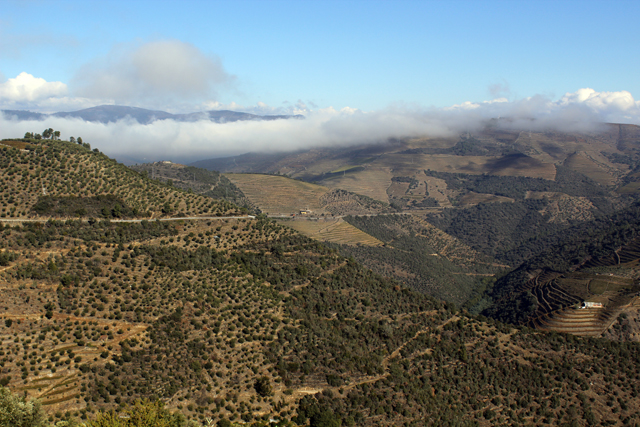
[563,152,618,185]
[319,167,392,203]
[225,173,330,215]
[279,218,383,246]
[458,192,514,206]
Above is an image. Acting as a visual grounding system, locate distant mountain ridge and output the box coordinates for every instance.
[1,104,305,124]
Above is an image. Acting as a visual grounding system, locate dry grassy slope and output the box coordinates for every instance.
[0,139,242,219]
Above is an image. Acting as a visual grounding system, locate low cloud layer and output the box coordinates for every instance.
[1,88,639,165]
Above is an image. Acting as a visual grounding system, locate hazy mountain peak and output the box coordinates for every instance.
[2,104,304,125]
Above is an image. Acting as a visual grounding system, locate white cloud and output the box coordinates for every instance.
[72,40,235,105]
[559,88,639,117]
[445,97,509,111]
[443,89,640,129]
[0,72,67,103]
[189,98,325,117]
[0,72,110,113]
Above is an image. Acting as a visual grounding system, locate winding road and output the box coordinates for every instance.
[0,215,255,224]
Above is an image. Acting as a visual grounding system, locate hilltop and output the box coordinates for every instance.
[0,138,243,220]
[1,135,640,427]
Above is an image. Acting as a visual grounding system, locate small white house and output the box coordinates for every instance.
[580,301,604,309]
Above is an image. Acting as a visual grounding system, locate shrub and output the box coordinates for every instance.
[86,399,186,427]
[253,377,272,397]
[0,386,47,427]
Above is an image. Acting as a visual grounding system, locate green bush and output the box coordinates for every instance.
[86,399,187,427]
[253,377,272,397]
[0,386,47,427]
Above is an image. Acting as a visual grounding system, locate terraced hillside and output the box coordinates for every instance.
[278,217,383,246]
[318,167,393,203]
[489,235,640,338]
[224,174,330,216]
[524,271,637,336]
[225,173,396,218]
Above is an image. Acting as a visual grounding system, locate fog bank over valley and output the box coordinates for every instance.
[1,88,639,164]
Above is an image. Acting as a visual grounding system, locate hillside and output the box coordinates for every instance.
[190,124,640,329]
[0,138,243,220]
[481,201,640,333]
[475,199,640,340]
[2,135,640,426]
[223,173,496,303]
[193,124,640,222]
[193,124,640,194]
[224,173,394,218]
[338,214,503,304]
[129,162,254,212]
[224,174,330,217]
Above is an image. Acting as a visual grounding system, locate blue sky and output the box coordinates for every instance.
[1,0,640,162]
[2,0,639,113]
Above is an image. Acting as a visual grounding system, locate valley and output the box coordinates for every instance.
[201,124,640,323]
